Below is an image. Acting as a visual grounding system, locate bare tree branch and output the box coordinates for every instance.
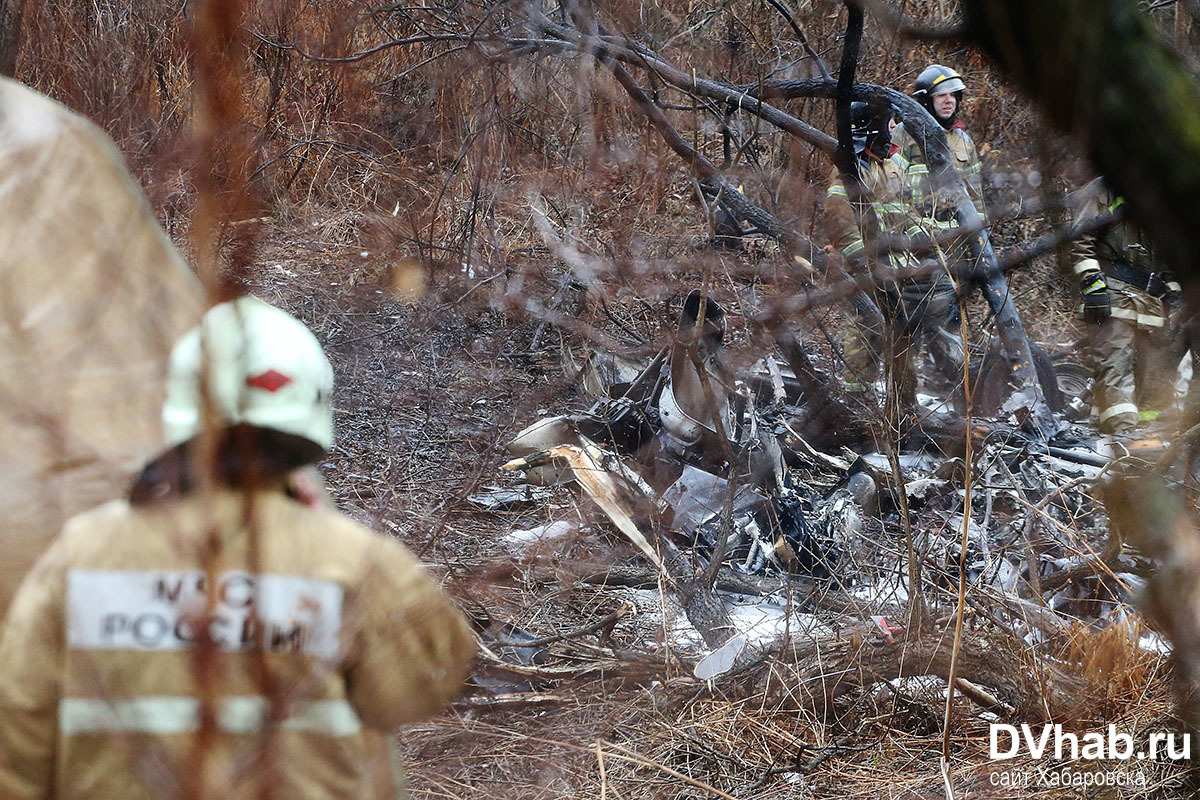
[249,29,472,63]
[846,0,966,39]
[517,14,839,152]
[593,47,886,330]
[762,0,833,78]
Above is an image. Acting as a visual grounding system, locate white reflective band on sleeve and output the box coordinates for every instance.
[1168,281,1182,292]
[1073,258,1100,275]
[59,696,362,737]
[1098,402,1139,423]
[67,570,343,660]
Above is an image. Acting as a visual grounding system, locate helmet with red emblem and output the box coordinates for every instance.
[162,296,334,450]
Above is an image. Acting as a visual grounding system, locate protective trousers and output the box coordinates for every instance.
[844,272,958,406]
[1085,278,1176,434]
[1088,318,1176,433]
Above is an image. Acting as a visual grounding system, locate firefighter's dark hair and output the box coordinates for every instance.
[128,424,324,505]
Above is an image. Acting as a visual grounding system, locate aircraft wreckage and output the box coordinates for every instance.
[474,289,1184,699]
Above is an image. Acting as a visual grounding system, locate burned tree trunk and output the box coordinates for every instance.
[655,531,735,650]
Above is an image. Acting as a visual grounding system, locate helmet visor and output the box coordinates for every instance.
[929,75,965,96]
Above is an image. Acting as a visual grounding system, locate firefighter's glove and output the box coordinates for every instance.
[1080,274,1111,324]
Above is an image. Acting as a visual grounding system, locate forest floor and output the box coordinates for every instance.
[244,209,1190,800]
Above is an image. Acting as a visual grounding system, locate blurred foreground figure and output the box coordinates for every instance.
[1072,180,1181,434]
[0,78,202,617]
[0,297,475,799]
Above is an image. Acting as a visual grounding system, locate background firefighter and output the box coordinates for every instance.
[1072,180,1182,434]
[891,64,987,225]
[891,64,987,344]
[0,296,476,800]
[824,101,960,407]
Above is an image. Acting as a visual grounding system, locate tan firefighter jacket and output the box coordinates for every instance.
[1071,178,1175,330]
[0,486,476,800]
[890,120,985,223]
[824,152,939,272]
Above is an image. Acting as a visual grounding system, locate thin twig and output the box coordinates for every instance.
[491,602,632,648]
[941,296,975,767]
[761,0,832,78]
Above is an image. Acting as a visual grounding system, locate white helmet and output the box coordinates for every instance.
[163,296,334,450]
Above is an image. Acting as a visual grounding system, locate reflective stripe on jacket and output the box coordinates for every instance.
[1071,179,1166,330]
[890,122,985,221]
[0,487,476,800]
[824,158,937,269]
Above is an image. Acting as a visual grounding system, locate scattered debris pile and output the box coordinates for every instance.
[475,289,1182,753]
[503,290,856,580]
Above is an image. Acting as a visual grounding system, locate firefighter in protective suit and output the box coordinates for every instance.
[825,101,959,404]
[1072,181,1181,434]
[0,296,475,800]
[890,64,985,222]
[891,64,986,341]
